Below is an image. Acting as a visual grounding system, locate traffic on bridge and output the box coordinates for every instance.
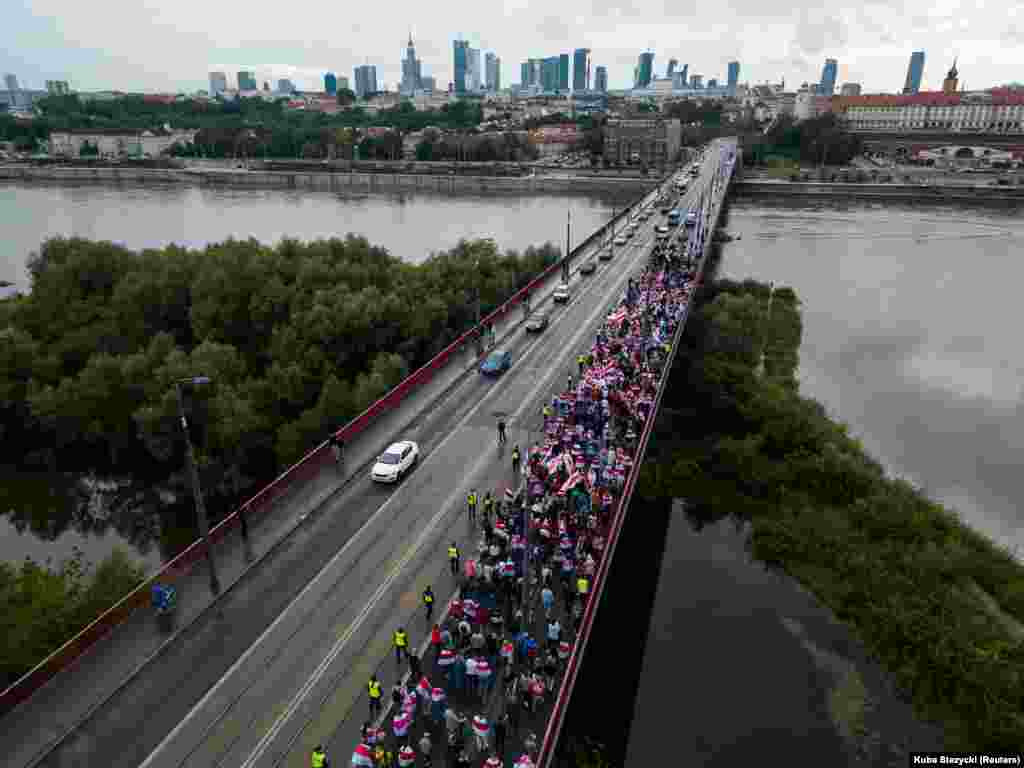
[1,140,737,768]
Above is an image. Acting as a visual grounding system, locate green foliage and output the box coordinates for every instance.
[0,548,145,688]
[0,94,485,160]
[747,113,864,166]
[641,278,1024,749]
[0,234,560,526]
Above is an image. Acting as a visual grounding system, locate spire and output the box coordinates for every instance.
[948,56,958,79]
[408,29,414,48]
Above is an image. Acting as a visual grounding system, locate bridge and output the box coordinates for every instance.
[0,139,737,768]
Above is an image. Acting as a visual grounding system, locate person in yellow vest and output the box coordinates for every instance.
[374,744,394,767]
[577,354,586,375]
[367,674,382,719]
[576,575,590,606]
[423,585,435,622]
[393,627,409,665]
[311,744,328,768]
[448,542,460,576]
[542,403,552,429]
[467,490,477,523]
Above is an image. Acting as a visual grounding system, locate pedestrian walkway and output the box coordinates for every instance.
[0,205,650,768]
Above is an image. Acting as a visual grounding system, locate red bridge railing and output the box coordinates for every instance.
[537,151,736,767]
[0,184,659,719]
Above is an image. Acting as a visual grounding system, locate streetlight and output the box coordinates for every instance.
[175,376,221,595]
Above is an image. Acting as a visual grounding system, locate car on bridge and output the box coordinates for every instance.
[371,440,419,483]
[686,211,698,227]
[598,248,613,261]
[655,224,669,235]
[613,235,628,246]
[479,349,512,376]
[553,283,572,303]
[525,311,550,333]
[580,258,598,273]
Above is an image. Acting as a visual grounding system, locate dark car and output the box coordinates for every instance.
[479,350,512,375]
[580,258,597,274]
[525,312,550,333]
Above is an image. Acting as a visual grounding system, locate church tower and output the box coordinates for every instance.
[942,58,959,94]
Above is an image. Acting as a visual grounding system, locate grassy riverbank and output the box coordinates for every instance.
[641,278,1024,749]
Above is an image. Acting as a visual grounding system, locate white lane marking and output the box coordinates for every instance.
[141,194,659,768]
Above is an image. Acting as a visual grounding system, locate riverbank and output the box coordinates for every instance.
[636,278,1024,750]
[0,163,656,192]
[734,178,1024,201]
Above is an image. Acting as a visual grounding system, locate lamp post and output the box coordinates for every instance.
[175,376,220,595]
[562,209,571,283]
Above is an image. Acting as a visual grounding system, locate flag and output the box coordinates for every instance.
[393,710,412,738]
[472,714,490,737]
[431,687,445,703]
[438,648,455,667]
[398,746,416,767]
[352,744,375,768]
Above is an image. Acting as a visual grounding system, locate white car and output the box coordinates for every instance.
[371,440,419,483]
[613,235,627,246]
[655,224,669,235]
[553,283,571,302]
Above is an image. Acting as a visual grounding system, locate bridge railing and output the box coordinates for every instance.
[537,147,736,767]
[0,183,659,720]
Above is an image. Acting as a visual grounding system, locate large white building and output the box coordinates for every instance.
[49,128,199,158]
[835,89,1024,134]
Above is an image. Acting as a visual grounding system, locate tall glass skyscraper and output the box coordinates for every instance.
[453,39,469,94]
[903,51,925,94]
[727,61,740,92]
[636,52,654,88]
[354,65,377,98]
[594,65,607,93]
[819,58,838,96]
[324,72,337,95]
[573,48,591,91]
[520,62,530,87]
[558,54,570,92]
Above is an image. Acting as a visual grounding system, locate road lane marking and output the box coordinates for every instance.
[140,189,662,768]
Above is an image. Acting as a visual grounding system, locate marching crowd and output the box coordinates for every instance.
[322,170,715,768]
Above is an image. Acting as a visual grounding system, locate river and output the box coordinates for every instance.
[0,181,641,573]
[620,195,1023,764]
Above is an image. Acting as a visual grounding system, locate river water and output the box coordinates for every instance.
[0,181,640,572]
[3,186,1021,576]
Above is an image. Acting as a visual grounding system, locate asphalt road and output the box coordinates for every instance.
[23,154,719,768]
[129,164,719,768]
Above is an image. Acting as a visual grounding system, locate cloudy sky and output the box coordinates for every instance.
[3,0,1022,95]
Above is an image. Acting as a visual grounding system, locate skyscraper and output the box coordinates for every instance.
[354,65,377,98]
[636,52,654,88]
[689,74,702,89]
[727,61,740,92]
[819,58,837,96]
[667,59,678,79]
[942,58,958,94]
[453,39,469,94]
[707,78,718,89]
[542,57,559,92]
[903,51,925,94]
[485,53,500,91]
[209,72,227,95]
[277,78,295,94]
[4,73,18,93]
[573,48,591,91]
[558,54,570,92]
[401,35,422,95]
[594,66,608,93]
[529,58,542,86]
[237,71,257,91]
[324,72,337,95]
[520,62,530,87]
[467,47,482,91]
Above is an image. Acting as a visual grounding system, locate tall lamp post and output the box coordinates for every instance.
[175,376,221,595]
[561,209,572,283]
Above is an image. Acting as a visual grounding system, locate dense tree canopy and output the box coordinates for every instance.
[639,279,1024,749]
[0,95,485,159]
[0,235,560,531]
[745,113,864,166]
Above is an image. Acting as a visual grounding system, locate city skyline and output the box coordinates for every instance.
[2,0,1018,95]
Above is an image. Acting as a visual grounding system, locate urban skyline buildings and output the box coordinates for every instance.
[400,35,423,95]
[727,60,740,92]
[485,52,501,91]
[559,53,570,92]
[209,71,227,95]
[903,50,925,94]
[236,70,257,91]
[324,72,337,95]
[636,51,654,88]
[354,64,377,98]
[452,39,468,94]
[573,48,591,91]
[594,65,607,92]
[819,57,838,95]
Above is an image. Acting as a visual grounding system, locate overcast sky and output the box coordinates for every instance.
[3,0,1021,95]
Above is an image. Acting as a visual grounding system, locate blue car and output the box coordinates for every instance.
[479,350,512,376]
